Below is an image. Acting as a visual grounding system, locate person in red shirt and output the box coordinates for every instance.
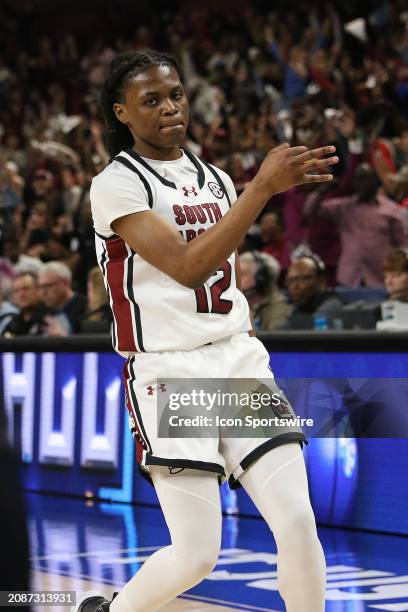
[259,211,291,274]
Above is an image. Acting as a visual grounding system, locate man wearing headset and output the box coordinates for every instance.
[239,251,291,331]
[286,255,343,321]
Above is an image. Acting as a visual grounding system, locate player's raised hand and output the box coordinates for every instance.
[253,143,339,196]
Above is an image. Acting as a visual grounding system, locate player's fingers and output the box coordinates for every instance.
[302,173,334,183]
[294,145,336,163]
[286,145,309,156]
[267,143,291,156]
[302,156,339,171]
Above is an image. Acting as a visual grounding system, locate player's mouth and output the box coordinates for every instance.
[159,122,185,130]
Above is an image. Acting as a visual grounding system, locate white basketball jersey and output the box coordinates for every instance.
[90,148,251,356]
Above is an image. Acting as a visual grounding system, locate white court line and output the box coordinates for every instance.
[101,555,154,564]
[30,545,162,561]
[31,546,251,562]
[31,566,118,585]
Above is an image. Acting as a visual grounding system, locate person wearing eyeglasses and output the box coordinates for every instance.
[2,271,47,336]
[38,261,87,333]
[286,256,342,323]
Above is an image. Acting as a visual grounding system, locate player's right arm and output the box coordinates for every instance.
[110,144,338,289]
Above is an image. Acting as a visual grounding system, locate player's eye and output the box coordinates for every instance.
[145,98,158,106]
[172,90,184,100]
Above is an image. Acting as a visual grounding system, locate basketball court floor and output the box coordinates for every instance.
[28,492,408,612]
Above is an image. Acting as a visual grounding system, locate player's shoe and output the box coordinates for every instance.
[74,591,118,612]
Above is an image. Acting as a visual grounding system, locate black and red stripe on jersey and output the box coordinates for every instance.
[97,232,145,354]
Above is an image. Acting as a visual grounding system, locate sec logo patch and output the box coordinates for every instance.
[208,181,224,199]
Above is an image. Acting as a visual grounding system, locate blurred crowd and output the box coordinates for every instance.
[1,0,408,336]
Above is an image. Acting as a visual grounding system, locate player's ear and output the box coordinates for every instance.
[113,103,129,125]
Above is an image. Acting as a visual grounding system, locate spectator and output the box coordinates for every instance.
[305,164,408,287]
[38,261,87,332]
[383,248,408,302]
[265,26,308,102]
[24,229,49,261]
[19,202,50,256]
[0,160,23,226]
[1,234,44,277]
[59,165,83,215]
[79,266,111,332]
[24,169,59,217]
[259,212,291,273]
[239,251,290,331]
[0,288,18,334]
[2,133,27,172]
[285,256,343,323]
[371,126,408,200]
[226,152,255,195]
[2,271,47,336]
[0,255,15,297]
[47,213,83,276]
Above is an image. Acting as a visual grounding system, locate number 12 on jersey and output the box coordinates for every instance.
[195,261,233,315]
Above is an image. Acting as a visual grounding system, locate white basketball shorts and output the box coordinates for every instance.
[123,332,307,488]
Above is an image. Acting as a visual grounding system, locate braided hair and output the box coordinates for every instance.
[100,48,181,160]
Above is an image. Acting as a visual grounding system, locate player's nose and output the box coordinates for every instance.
[162,98,178,114]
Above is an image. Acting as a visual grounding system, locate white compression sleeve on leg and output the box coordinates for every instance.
[110,467,222,612]
[239,442,326,612]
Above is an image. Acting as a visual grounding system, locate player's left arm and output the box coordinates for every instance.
[235,250,257,337]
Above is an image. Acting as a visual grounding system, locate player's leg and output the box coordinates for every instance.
[110,467,222,612]
[239,442,326,612]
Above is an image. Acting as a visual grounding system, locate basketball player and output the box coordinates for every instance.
[78,49,338,612]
